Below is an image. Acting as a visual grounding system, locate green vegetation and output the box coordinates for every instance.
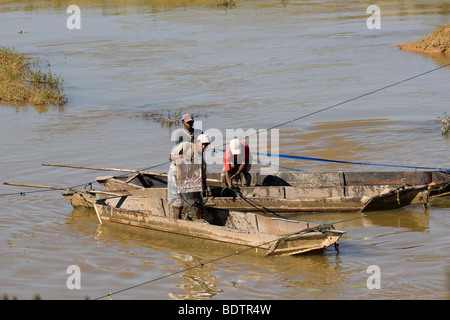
[140,110,182,128]
[137,109,208,128]
[439,113,450,138]
[399,23,450,55]
[216,0,235,8]
[0,46,65,107]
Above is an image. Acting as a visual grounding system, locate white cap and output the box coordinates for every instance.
[197,134,210,144]
[230,138,242,155]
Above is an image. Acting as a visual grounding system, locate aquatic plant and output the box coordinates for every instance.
[216,0,235,8]
[0,46,65,107]
[140,110,182,128]
[138,109,208,129]
[439,113,450,138]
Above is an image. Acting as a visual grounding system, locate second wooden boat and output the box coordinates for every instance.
[63,170,450,213]
[93,195,346,256]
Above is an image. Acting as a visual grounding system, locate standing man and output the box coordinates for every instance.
[221,138,252,188]
[168,134,210,220]
[173,113,202,145]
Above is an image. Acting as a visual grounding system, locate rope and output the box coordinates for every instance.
[215,147,450,172]
[253,152,450,172]
[209,64,450,172]
[255,158,306,171]
[0,181,99,198]
[221,185,289,219]
[2,64,448,197]
[99,63,450,177]
[262,63,450,133]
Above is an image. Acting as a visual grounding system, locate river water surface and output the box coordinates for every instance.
[1,0,449,300]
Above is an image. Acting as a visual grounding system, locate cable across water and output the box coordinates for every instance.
[1,63,449,197]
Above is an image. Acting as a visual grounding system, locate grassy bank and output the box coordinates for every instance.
[0,46,65,107]
[399,23,450,55]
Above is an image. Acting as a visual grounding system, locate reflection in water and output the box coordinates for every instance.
[168,253,222,300]
[415,50,450,67]
[280,118,449,172]
[293,206,430,232]
[363,207,429,231]
[430,195,450,208]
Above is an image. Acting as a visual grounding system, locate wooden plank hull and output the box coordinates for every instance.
[93,199,345,256]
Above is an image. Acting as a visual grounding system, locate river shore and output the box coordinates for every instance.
[399,23,450,55]
[0,46,65,107]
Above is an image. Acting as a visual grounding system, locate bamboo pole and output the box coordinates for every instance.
[42,163,167,177]
[3,182,131,198]
[42,163,221,183]
[3,182,66,190]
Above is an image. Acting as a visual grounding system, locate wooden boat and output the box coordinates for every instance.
[63,170,450,213]
[92,195,346,256]
[95,170,450,191]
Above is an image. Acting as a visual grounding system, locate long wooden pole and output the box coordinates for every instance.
[3,182,131,198]
[42,163,221,183]
[3,182,66,190]
[42,163,167,177]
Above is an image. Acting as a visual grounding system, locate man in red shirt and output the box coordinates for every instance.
[221,138,252,188]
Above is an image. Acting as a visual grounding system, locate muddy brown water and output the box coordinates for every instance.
[1,1,449,300]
